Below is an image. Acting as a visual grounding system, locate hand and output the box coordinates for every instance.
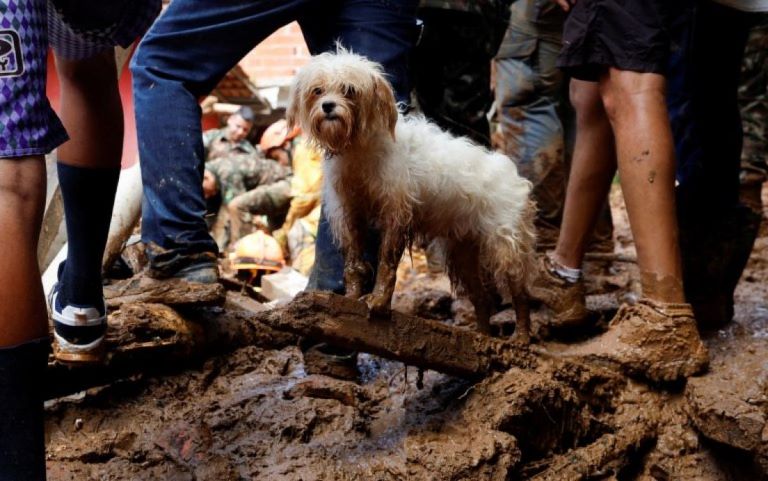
[553,0,575,11]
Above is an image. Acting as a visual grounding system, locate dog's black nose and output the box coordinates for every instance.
[322,101,336,114]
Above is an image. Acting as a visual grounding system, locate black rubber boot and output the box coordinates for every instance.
[0,339,48,481]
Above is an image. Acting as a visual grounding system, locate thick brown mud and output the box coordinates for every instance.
[45,186,768,480]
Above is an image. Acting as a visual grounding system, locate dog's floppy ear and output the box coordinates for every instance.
[373,74,398,141]
[286,87,300,131]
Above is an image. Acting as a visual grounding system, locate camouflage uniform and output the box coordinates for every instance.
[205,153,292,248]
[412,0,512,146]
[494,0,613,250]
[202,127,258,162]
[739,18,768,188]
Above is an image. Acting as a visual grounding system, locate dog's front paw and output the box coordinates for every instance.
[361,294,392,318]
[510,329,531,346]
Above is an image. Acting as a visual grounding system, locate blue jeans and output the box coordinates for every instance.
[131,0,418,281]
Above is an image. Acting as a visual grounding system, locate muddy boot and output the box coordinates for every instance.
[527,256,589,328]
[303,343,359,382]
[566,299,709,382]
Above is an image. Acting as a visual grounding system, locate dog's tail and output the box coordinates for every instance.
[481,199,538,297]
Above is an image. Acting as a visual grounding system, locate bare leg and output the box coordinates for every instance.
[600,69,684,302]
[553,79,617,269]
[366,225,407,315]
[0,157,47,346]
[55,51,123,169]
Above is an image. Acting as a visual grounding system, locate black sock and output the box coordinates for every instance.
[0,339,48,481]
[56,163,120,308]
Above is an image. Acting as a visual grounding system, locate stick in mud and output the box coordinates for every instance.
[255,291,539,378]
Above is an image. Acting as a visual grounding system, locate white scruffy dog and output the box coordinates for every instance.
[288,49,537,342]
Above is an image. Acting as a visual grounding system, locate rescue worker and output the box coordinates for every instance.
[259,119,299,166]
[230,230,286,285]
[204,152,292,249]
[273,137,324,275]
[202,106,258,162]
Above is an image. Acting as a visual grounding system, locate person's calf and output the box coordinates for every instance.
[0,157,48,346]
[55,50,123,170]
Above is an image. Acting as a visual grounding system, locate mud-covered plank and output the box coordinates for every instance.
[255,291,538,378]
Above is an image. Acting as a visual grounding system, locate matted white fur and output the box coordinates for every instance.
[288,48,537,339]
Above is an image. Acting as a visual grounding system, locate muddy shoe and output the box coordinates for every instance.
[567,299,709,382]
[171,261,220,284]
[528,256,588,328]
[49,283,107,365]
[303,344,359,382]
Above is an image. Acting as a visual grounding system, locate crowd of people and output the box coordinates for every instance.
[0,0,765,478]
[201,110,323,276]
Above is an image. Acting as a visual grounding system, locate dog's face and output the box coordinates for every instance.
[287,50,398,153]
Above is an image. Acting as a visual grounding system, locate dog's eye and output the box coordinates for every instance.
[312,87,323,96]
[344,86,356,97]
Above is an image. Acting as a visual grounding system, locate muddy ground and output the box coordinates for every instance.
[45,186,768,481]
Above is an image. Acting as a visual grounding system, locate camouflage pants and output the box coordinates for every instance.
[740,18,768,186]
[211,179,292,249]
[230,178,292,231]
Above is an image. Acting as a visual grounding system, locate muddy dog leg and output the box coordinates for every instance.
[512,291,532,345]
[343,213,371,300]
[364,225,407,316]
[448,241,494,335]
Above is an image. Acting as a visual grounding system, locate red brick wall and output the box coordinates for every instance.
[240,23,311,87]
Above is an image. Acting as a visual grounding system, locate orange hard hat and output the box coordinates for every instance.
[232,231,285,272]
[259,119,301,152]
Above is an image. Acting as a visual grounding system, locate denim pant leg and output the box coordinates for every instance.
[303,0,418,293]
[131,0,314,275]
